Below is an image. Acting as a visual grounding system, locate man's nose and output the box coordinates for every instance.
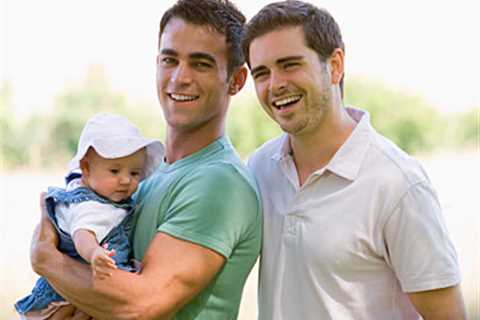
[171,63,193,85]
[269,70,288,96]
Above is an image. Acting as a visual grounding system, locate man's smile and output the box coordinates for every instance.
[272,94,302,109]
[168,93,200,102]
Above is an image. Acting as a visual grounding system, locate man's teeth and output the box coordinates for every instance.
[170,94,198,102]
[273,95,302,108]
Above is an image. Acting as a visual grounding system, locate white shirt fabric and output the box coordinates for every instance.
[248,108,460,320]
[56,179,128,243]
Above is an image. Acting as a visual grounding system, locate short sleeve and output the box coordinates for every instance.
[68,201,128,243]
[157,164,260,258]
[384,181,461,292]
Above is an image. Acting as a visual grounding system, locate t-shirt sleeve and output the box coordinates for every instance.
[157,164,260,259]
[383,181,461,292]
[68,201,127,243]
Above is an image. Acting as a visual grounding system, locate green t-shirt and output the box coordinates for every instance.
[133,136,262,320]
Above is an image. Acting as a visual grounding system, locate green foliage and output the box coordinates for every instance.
[227,95,282,157]
[1,70,477,170]
[228,77,454,157]
[39,66,129,167]
[453,107,479,147]
[1,67,165,170]
[0,83,29,169]
[344,77,445,154]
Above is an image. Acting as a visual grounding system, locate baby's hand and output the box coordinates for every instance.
[91,244,117,279]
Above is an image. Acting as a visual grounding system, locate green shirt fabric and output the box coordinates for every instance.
[133,136,262,320]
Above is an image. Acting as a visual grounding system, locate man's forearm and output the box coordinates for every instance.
[31,207,223,320]
[33,195,164,319]
[33,243,145,319]
[408,285,466,320]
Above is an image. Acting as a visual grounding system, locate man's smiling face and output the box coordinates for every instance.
[249,26,335,137]
[156,17,231,133]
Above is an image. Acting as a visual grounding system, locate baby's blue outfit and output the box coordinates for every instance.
[15,174,136,314]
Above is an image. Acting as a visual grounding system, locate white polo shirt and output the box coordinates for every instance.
[248,108,460,320]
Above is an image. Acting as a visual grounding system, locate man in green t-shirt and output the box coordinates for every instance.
[30,0,262,319]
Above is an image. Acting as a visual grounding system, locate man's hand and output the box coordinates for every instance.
[30,195,227,319]
[91,244,117,279]
[30,192,59,274]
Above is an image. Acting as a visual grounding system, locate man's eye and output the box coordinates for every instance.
[161,57,177,65]
[284,62,300,70]
[193,61,211,69]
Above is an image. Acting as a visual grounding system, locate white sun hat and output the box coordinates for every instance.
[68,112,164,179]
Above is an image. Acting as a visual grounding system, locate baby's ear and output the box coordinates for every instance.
[79,157,90,177]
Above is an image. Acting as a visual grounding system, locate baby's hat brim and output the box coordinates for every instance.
[68,113,164,178]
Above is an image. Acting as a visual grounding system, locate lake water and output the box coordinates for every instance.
[1,151,478,319]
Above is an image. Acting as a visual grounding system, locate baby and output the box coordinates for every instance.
[15,112,163,319]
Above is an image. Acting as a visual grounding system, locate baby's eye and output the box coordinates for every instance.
[131,171,141,177]
[110,169,119,175]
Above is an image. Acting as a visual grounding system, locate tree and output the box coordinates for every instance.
[0,82,28,169]
[227,95,281,158]
[344,77,445,154]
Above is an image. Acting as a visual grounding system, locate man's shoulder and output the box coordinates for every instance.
[194,160,259,196]
[194,141,252,179]
[248,134,285,169]
[137,146,255,193]
[367,131,430,188]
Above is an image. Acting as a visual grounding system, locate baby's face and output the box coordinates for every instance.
[82,148,146,202]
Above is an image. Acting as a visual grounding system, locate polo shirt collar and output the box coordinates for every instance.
[271,134,291,161]
[326,108,371,181]
[271,107,372,181]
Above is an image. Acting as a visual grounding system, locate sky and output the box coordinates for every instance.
[1,0,479,118]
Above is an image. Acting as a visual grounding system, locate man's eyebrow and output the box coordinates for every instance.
[160,48,178,56]
[250,56,304,75]
[276,56,303,64]
[189,52,217,65]
[251,65,268,75]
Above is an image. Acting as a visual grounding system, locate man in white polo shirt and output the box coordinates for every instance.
[242,1,466,319]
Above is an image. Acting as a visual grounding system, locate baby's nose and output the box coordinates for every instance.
[120,176,131,184]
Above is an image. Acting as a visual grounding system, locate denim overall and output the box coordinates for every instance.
[15,176,135,314]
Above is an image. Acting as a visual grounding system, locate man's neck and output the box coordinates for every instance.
[290,106,356,186]
[164,122,224,164]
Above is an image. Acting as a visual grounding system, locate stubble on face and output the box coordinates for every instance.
[249,26,336,139]
[277,63,333,137]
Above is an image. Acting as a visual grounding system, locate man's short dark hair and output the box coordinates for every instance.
[159,0,246,77]
[242,0,345,94]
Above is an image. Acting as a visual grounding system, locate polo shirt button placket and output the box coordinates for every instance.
[285,215,297,236]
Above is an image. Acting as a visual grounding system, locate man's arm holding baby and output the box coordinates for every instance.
[31,196,225,320]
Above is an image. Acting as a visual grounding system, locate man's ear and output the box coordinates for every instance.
[328,48,344,86]
[228,66,248,95]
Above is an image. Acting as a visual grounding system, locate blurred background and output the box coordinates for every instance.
[1,0,478,319]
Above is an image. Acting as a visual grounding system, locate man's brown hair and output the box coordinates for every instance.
[159,0,246,77]
[242,0,345,94]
